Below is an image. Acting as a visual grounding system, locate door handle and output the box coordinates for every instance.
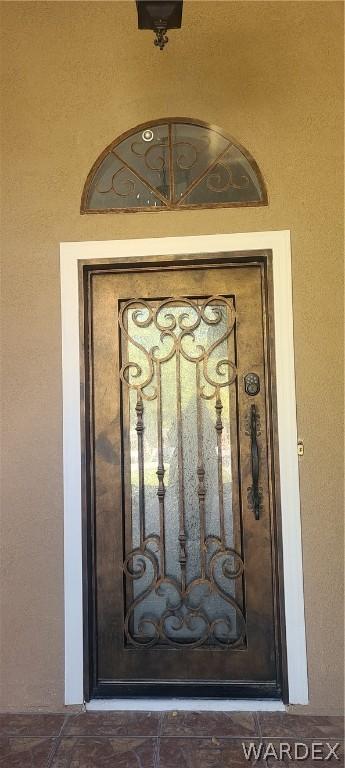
[248,403,262,520]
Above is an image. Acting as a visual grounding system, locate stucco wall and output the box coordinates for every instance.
[0,1,343,713]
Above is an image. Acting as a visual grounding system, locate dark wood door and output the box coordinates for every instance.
[81,252,287,700]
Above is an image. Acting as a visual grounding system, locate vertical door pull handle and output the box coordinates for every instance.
[248,403,262,520]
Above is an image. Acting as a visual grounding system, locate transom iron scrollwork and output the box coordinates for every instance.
[119,295,246,649]
[81,119,268,213]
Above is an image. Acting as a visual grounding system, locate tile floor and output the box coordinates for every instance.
[0,712,343,767]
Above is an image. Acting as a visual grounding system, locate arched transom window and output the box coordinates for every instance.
[81,119,267,213]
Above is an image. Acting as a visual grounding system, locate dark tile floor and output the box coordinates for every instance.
[0,712,343,767]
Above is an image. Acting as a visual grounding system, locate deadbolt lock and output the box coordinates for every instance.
[244,372,260,396]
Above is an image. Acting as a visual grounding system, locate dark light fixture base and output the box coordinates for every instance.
[136,1,183,50]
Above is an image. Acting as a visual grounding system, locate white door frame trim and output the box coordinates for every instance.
[60,231,308,708]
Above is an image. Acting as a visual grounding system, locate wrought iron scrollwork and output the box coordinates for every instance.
[130,141,168,172]
[96,165,136,197]
[206,162,250,193]
[124,536,245,649]
[119,295,237,402]
[120,294,246,649]
[82,120,267,212]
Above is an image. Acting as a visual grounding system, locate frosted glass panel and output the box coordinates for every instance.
[87,151,164,210]
[115,124,170,200]
[182,145,263,206]
[120,297,245,648]
[171,123,229,202]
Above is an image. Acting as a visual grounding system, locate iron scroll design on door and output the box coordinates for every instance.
[119,295,246,649]
[81,118,268,213]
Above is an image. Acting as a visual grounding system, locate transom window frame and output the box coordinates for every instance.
[81,118,268,214]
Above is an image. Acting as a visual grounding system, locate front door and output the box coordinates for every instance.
[81,251,287,700]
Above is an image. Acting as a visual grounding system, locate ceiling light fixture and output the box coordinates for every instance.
[136,0,183,50]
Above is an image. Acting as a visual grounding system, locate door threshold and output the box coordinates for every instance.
[86,699,286,712]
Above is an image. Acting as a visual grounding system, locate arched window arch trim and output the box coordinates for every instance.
[81,118,268,214]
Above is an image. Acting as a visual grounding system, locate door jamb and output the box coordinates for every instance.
[60,231,309,707]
